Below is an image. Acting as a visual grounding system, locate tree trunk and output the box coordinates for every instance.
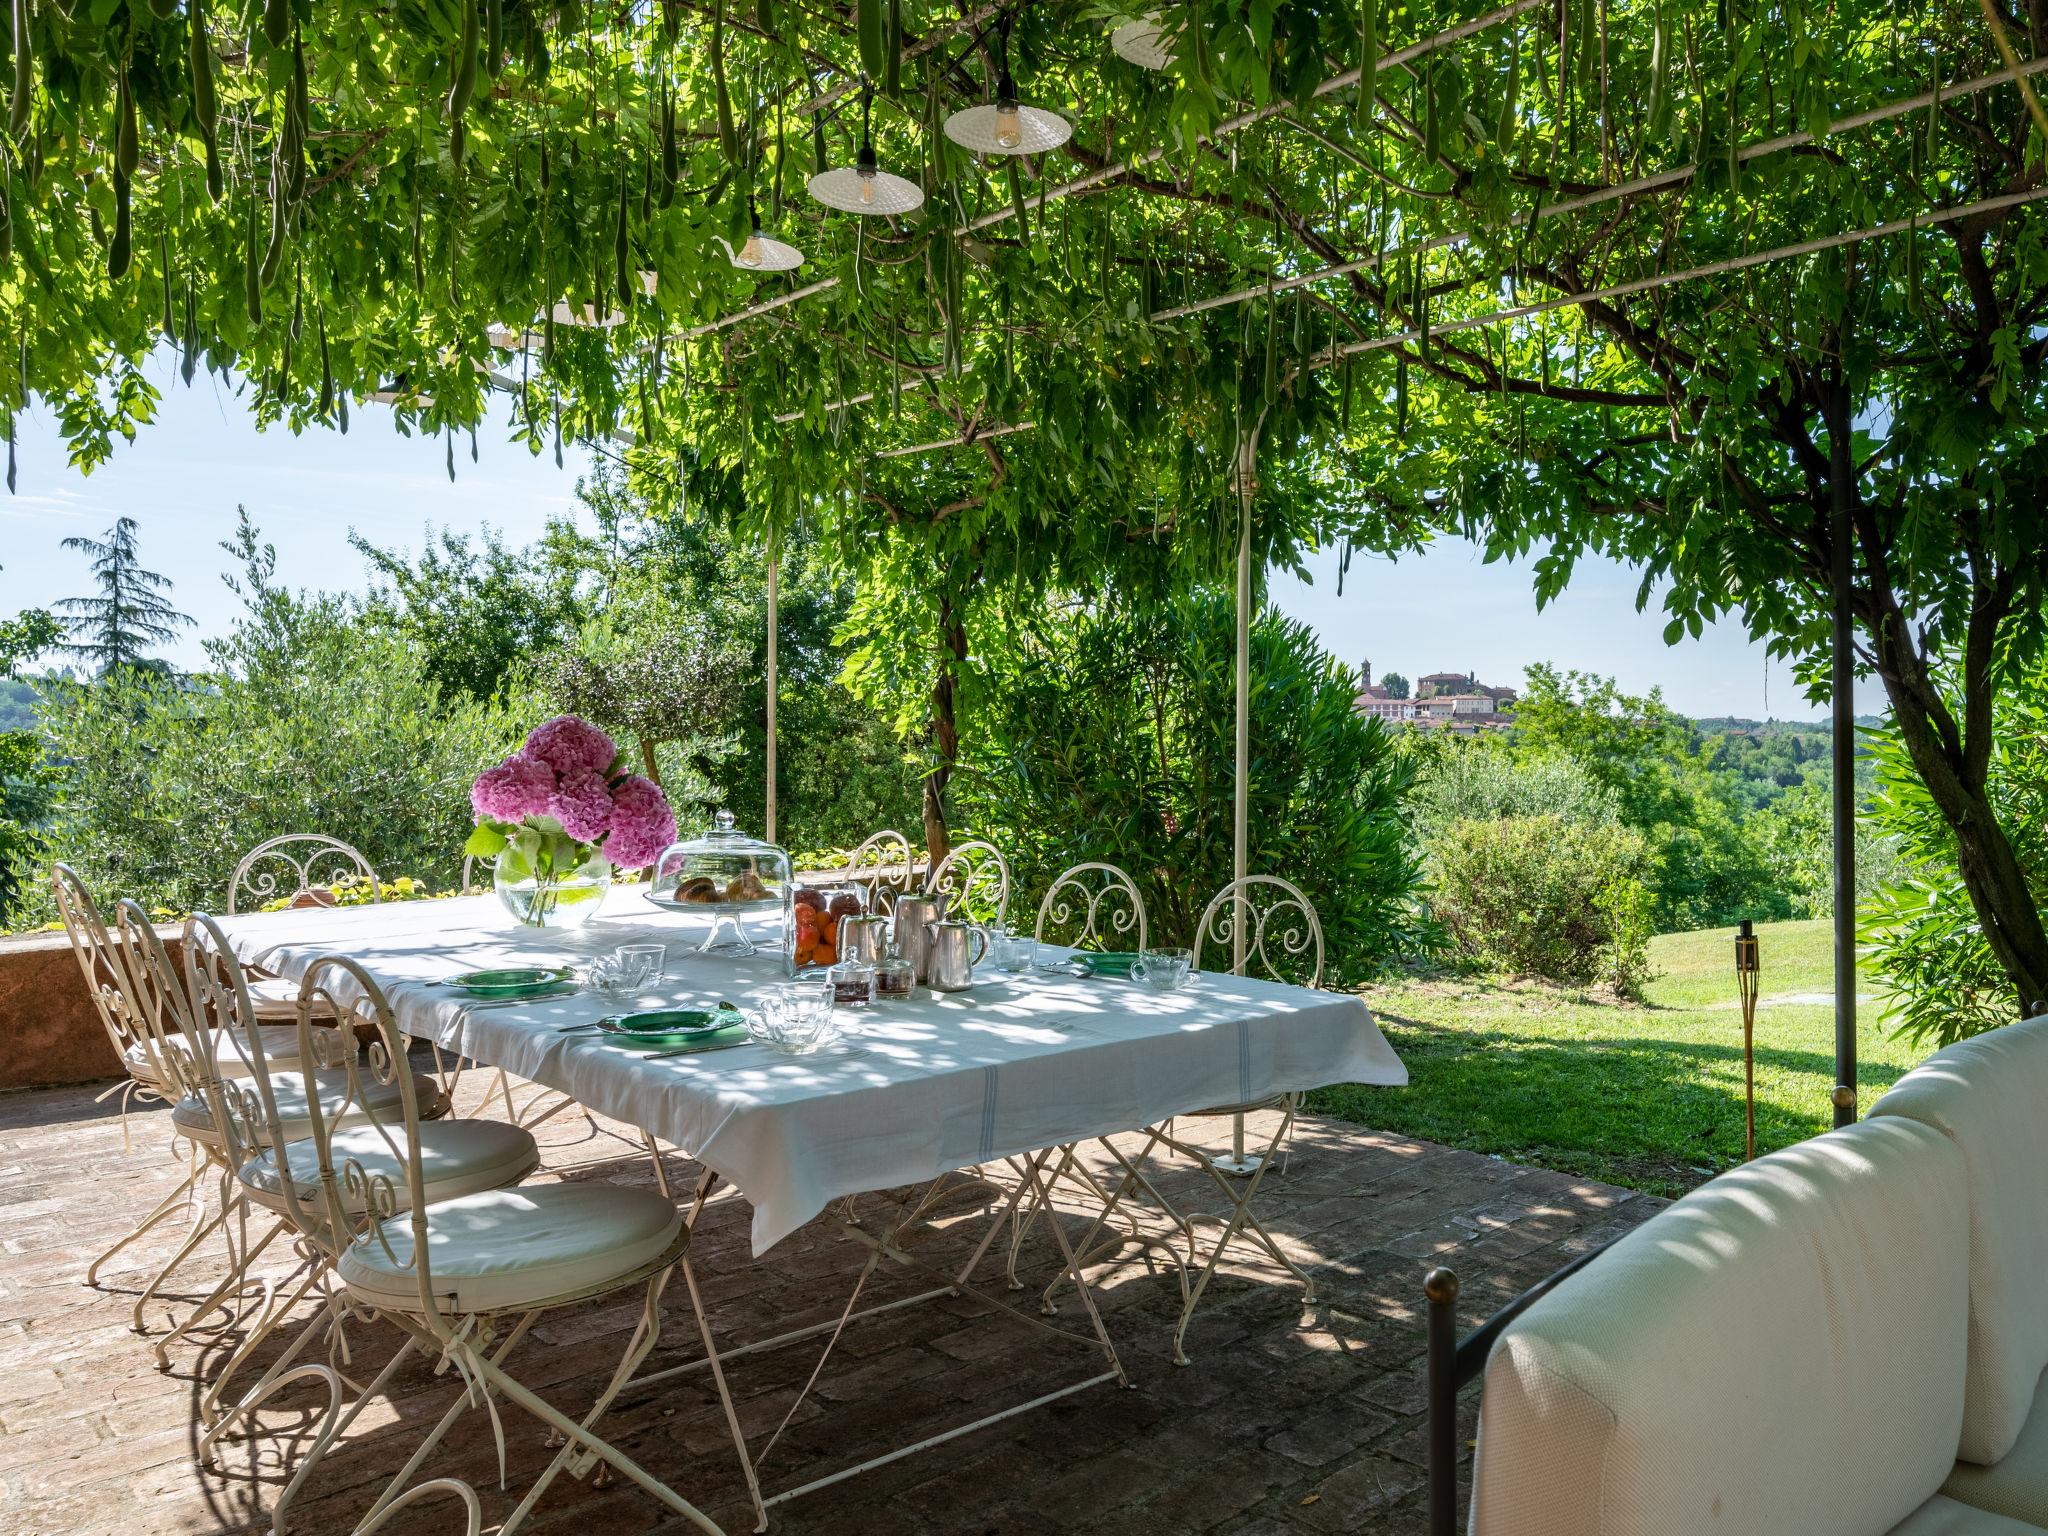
[1863,593,2048,1018]
[639,736,662,789]
[921,594,967,868]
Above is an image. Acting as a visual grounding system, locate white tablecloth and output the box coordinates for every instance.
[218,890,1406,1253]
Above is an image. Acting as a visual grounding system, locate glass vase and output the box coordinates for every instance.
[494,855,613,929]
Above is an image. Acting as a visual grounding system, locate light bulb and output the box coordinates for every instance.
[738,234,765,267]
[994,100,1023,150]
[858,170,876,205]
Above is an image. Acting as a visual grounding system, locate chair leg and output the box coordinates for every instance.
[131,1195,228,1334]
[88,1152,203,1288]
[153,1214,286,1370]
[198,1259,329,1429]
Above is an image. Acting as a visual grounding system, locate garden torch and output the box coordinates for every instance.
[1736,919,1761,1162]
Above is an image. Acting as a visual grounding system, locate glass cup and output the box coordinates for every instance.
[585,948,658,998]
[1130,947,1193,992]
[617,943,667,983]
[988,926,1039,973]
[750,982,840,1054]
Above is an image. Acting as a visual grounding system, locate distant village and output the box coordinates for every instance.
[1353,664,1517,733]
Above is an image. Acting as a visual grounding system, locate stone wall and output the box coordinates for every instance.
[0,932,124,1090]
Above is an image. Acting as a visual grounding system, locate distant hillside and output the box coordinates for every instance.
[1689,714,1885,733]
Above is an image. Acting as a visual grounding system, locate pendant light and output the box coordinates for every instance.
[944,17,1072,155]
[809,86,924,215]
[719,210,807,272]
[1111,12,1175,70]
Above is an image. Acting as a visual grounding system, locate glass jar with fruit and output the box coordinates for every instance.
[646,810,794,964]
[791,884,867,974]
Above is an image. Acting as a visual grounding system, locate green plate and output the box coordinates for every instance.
[597,1006,744,1044]
[1074,951,1141,978]
[446,966,576,998]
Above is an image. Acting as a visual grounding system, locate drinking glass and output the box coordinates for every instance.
[1130,947,1193,992]
[988,926,1038,973]
[750,983,840,1053]
[618,943,667,983]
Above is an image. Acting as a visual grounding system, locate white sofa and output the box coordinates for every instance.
[1466,1035,2048,1536]
[1873,1014,2048,1528]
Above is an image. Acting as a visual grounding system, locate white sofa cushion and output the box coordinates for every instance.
[1470,1118,1968,1536]
[240,1118,539,1214]
[1941,1365,2048,1525]
[1872,1013,2048,1466]
[1890,1496,2048,1536]
[336,1184,684,1315]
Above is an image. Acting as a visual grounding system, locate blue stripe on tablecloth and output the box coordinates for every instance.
[1238,1018,1252,1102]
[979,1065,1000,1162]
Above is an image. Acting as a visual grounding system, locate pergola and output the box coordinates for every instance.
[12,0,2047,1106]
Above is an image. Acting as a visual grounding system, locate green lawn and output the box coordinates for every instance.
[1312,919,1930,1198]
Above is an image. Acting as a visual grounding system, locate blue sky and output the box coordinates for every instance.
[0,354,1828,720]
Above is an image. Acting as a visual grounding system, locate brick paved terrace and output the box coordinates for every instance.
[0,1077,1662,1536]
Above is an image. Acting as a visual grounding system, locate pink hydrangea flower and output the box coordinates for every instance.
[605,775,677,871]
[471,751,556,823]
[548,770,616,845]
[524,715,618,780]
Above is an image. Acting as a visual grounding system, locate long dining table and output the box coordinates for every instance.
[216,885,1406,1525]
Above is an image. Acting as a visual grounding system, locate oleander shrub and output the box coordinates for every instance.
[1430,813,1655,995]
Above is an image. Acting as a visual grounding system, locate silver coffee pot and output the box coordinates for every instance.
[893,892,951,982]
[838,914,893,966]
[927,919,988,993]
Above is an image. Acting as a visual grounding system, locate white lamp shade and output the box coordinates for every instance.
[551,299,627,328]
[717,233,807,272]
[944,101,1073,156]
[808,164,926,216]
[1111,15,1175,69]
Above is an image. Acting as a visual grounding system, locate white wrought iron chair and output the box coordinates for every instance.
[229,833,383,913]
[1054,875,1327,1364]
[840,827,921,913]
[123,907,452,1374]
[924,838,1013,927]
[272,954,742,1536]
[1032,860,1150,954]
[52,864,205,1284]
[181,915,540,1526]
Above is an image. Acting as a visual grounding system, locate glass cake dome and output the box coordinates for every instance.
[647,810,794,958]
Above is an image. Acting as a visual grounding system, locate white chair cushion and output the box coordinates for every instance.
[245,972,342,1020]
[1889,1494,2047,1536]
[337,1184,684,1315]
[1469,1118,1969,1536]
[126,1026,309,1079]
[172,1070,445,1146]
[240,1118,539,1214]
[1942,1366,2048,1526]
[1872,1013,2048,1465]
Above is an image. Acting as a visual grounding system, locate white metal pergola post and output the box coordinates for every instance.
[766,537,779,846]
[1217,426,1263,1176]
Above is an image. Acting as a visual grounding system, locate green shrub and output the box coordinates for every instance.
[1409,740,1621,844]
[7,617,520,925]
[1430,814,1655,995]
[956,590,1428,985]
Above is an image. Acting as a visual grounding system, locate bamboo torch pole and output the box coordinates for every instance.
[1736,918,1761,1161]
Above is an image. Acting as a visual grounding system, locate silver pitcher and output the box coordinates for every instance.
[838,914,893,966]
[927,919,988,993]
[893,892,951,982]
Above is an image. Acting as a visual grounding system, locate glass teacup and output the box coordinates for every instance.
[987,926,1039,973]
[1130,947,1193,992]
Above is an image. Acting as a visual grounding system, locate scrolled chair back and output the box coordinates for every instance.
[924,839,1013,926]
[293,953,442,1317]
[112,900,221,1113]
[841,828,920,914]
[1035,862,1150,954]
[178,912,301,1173]
[1193,875,1325,989]
[228,833,381,915]
[51,863,158,1083]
